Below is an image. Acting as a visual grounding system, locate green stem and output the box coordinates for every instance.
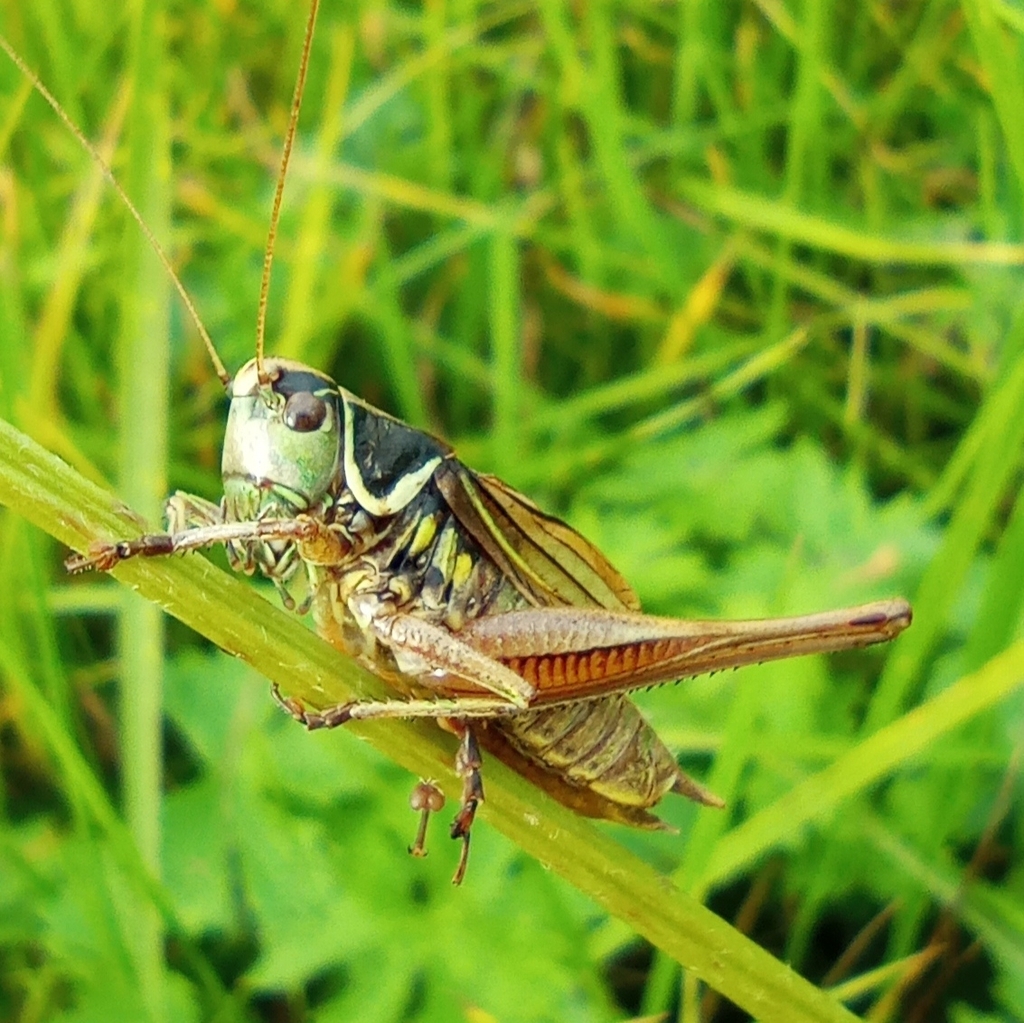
[0,416,860,1023]
[120,2,172,1016]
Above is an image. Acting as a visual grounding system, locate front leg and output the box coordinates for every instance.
[66,505,347,574]
[65,490,223,571]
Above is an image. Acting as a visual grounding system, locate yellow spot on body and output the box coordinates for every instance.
[408,515,438,557]
[435,522,457,565]
[453,551,474,589]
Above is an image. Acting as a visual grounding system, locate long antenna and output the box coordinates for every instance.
[254,0,321,385]
[0,33,232,389]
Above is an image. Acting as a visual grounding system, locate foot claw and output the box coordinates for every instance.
[271,682,306,720]
[65,542,119,574]
[270,684,354,729]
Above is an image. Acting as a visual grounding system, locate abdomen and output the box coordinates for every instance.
[494,695,682,809]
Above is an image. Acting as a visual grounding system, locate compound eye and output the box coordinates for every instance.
[283,392,327,432]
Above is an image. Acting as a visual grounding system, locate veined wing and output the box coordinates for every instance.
[435,461,640,612]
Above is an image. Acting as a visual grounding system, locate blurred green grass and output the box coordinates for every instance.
[1,1,1023,1021]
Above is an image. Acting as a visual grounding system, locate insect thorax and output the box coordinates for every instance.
[315,476,526,664]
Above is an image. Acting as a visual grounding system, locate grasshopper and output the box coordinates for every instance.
[11,2,911,884]
[66,352,910,883]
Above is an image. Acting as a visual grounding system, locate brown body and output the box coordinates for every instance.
[67,355,911,860]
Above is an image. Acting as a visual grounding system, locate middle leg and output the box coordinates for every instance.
[448,722,484,886]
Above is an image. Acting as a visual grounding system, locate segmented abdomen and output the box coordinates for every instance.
[495,694,682,809]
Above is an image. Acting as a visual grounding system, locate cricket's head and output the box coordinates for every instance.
[221,357,342,521]
[222,355,452,528]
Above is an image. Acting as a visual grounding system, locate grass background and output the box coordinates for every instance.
[1,0,1023,1021]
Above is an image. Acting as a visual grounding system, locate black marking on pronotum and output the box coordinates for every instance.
[348,403,447,502]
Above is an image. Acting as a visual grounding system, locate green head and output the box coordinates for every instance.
[221,357,342,523]
[219,354,449,596]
